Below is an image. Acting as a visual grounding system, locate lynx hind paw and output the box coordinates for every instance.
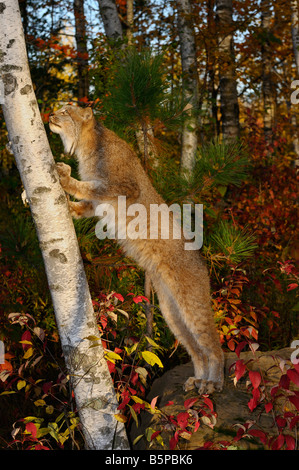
[184,377,223,395]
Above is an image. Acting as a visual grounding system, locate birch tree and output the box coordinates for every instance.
[0,0,129,450]
[176,0,199,173]
[74,0,89,100]
[98,0,123,41]
[215,0,240,140]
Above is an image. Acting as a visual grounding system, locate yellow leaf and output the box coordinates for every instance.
[46,405,54,414]
[114,413,127,423]
[105,351,122,363]
[141,351,163,368]
[23,347,33,359]
[34,399,46,407]
[17,380,26,390]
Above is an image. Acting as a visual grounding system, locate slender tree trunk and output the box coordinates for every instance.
[207,0,220,138]
[261,0,273,141]
[98,0,123,41]
[215,0,240,140]
[291,0,299,75]
[126,0,134,46]
[177,0,199,173]
[0,0,129,450]
[73,0,89,101]
[290,0,299,162]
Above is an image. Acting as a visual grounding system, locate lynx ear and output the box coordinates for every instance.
[83,107,94,121]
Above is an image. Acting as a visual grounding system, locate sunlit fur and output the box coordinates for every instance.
[49,105,224,394]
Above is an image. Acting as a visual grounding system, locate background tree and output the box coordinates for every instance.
[73,0,89,101]
[215,0,240,140]
[0,0,129,450]
[176,0,199,172]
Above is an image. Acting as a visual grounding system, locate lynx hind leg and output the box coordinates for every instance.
[185,329,224,394]
[153,281,210,391]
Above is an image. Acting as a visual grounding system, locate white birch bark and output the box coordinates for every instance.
[177,0,198,173]
[98,0,123,40]
[0,0,129,450]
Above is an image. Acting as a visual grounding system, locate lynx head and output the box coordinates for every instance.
[49,105,94,155]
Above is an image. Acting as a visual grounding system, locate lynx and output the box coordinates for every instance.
[49,105,224,394]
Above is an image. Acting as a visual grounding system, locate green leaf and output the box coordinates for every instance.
[141,351,163,368]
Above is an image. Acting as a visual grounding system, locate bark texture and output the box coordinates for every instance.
[177,0,199,173]
[98,0,123,40]
[0,0,129,450]
[261,0,273,141]
[74,0,89,100]
[216,0,240,140]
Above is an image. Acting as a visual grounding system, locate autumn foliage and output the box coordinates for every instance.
[0,0,298,451]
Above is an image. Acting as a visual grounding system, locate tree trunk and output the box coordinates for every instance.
[291,0,299,75]
[215,0,240,141]
[126,0,134,46]
[73,0,89,101]
[177,0,199,173]
[98,0,123,41]
[207,0,220,138]
[0,0,129,450]
[290,0,299,162]
[261,0,273,141]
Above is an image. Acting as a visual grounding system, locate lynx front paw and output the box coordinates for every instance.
[184,377,223,395]
[56,162,71,178]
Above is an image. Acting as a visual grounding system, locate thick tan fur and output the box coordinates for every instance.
[49,105,224,394]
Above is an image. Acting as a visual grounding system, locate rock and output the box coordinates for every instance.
[129,348,296,450]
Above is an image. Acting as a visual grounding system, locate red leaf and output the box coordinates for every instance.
[248,388,260,412]
[235,360,246,381]
[25,422,37,439]
[194,421,200,432]
[279,374,290,390]
[176,412,189,430]
[276,416,287,428]
[249,370,262,389]
[265,402,273,413]
[113,293,124,302]
[165,401,174,407]
[285,435,296,450]
[247,429,268,445]
[227,339,235,351]
[203,396,214,411]
[287,283,298,291]
[150,430,161,441]
[289,395,299,411]
[235,341,247,358]
[169,432,179,450]
[184,397,198,409]
[21,330,32,351]
[287,369,299,387]
[271,434,284,450]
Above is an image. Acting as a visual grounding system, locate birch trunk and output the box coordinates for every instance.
[215,0,240,140]
[261,0,273,141]
[0,0,129,450]
[98,0,123,41]
[177,0,199,173]
[74,0,89,101]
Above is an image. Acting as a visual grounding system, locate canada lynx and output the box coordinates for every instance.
[49,105,224,394]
